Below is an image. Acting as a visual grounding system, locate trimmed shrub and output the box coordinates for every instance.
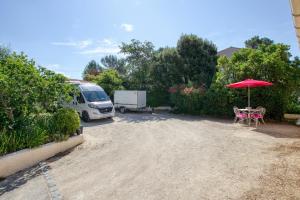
[170,85,205,115]
[0,126,48,156]
[35,113,53,136]
[0,109,80,156]
[50,108,80,141]
[147,89,170,107]
[286,103,300,114]
[201,86,233,117]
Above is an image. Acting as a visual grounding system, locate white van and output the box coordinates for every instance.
[66,82,115,122]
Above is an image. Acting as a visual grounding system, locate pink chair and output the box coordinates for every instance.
[251,106,266,127]
[233,106,247,123]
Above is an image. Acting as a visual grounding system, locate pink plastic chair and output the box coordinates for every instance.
[251,106,266,127]
[233,106,247,123]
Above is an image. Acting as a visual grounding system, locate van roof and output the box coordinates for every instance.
[78,83,104,91]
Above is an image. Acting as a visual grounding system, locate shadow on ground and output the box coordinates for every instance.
[81,117,114,127]
[252,123,300,138]
[0,164,49,195]
[46,147,76,163]
[117,112,171,123]
[80,112,234,126]
[0,146,77,196]
[117,111,235,124]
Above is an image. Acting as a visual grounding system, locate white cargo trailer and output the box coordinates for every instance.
[114,90,148,113]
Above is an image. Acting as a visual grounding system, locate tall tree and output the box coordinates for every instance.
[245,36,274,49]
[151,47,184,90]
[82,60,102,80]
[100,55,127,75]
[177,34,217,87]
[120,39,155,89]
[95,69,124,97]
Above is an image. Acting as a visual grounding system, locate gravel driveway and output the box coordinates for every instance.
[46,113,300,199]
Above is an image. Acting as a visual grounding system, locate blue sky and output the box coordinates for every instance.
[0,0,298,78]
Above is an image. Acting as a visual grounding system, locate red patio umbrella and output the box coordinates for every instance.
[226,79,273,108]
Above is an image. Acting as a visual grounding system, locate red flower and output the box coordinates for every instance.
[168,86,178,93]
[182,87,193,95]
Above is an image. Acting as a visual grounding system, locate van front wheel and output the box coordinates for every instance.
[120,107,126,114]
[82,111,91,122]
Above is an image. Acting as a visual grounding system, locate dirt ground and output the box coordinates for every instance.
[46,113,300,200]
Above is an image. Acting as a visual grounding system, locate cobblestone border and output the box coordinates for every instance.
[40,162,62,200]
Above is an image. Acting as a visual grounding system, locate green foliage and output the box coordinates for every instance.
[0,47,74,131]
[0,47,79,155]
[0,124,48,156]
[201,83,235,117]
[149,35,217,107]
[286,103,300,114]
[38,67,74,113]
[216,43,299,119]
[83,35,299,120]
[34,113,54,135]
[147,89,170,107]
[0,109,80,156]
[120,39,155,90]
[83,60,102,80]
[51,108,80,141]
[177,34,218,87]
[168,37,300,120]
[286,94,300,114]
[0,50,42,130]
[170,91,204,115]
[245,36,274,49]
[151,47,184,90]
[95,69,124,97]
[83,74,98,82]
[101,55,127,75]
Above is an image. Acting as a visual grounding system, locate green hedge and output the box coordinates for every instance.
[0,126,48,156]
[51,108,80,141]
[169,83,286,119]
[170,92,203,115]
[147,89,170,107]
[0,108,80,156]
[0,47,79,156]
[286,103,300,114]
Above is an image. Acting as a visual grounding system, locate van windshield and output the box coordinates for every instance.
[82,91,110,102]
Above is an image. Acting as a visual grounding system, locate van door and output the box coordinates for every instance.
[76,92,87,115]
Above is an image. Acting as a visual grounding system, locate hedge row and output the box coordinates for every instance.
[0,108,80,156]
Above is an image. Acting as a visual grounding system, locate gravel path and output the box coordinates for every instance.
[46,113,300,200]
[2,113,299,200]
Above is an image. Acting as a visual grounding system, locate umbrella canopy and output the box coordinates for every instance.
[226,79,273,107]
[226,79,273,88]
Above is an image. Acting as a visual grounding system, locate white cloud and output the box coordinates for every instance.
[52,38,120,56]
[78,38,120,55]
[42,64,70,77]
[79,46,120,55]
[51,39,92,49]
[44,64,61,70]
[102,38,113,45]
[120,23,134,32]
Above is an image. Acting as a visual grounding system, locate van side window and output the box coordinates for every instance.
[77,93,85,104]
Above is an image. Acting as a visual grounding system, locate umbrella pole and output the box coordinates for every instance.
[248,86,250,126]
[248,86,250,108]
